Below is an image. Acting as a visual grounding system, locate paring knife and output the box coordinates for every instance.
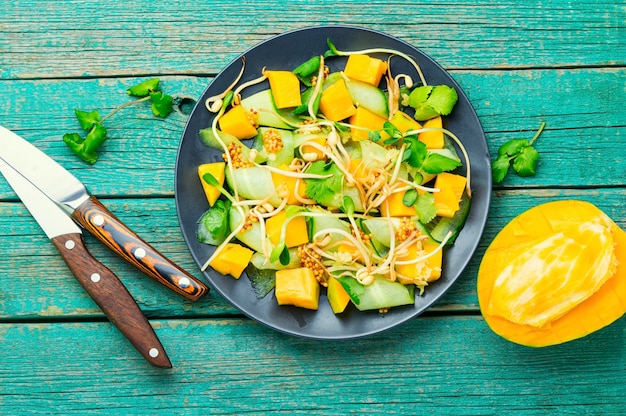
[0,158,172,367]
[0,125,208,301]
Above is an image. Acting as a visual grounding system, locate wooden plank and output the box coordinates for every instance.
[0,316,623,414]
[0,67,624,201]
[1,0,624,79]
[1,188,623,319]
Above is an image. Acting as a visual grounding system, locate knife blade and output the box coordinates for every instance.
[0,158,172,368]
[0,125,208,301]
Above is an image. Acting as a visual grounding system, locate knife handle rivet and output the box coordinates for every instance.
[93,215,105,227]
[65,240,75,250]
[179,277,190,288]
[134,248,147,260]
[149,348,159,358]
[90,273,101,283]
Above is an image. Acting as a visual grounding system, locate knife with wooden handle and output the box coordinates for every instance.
[0,125,209,302]
[0,157,171,367]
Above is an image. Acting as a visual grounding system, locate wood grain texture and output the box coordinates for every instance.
[1,0,624,79]
[0,2,625,413]
[0,317,623,415]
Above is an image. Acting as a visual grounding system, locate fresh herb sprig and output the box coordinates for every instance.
[62,78,174,164]
[492,122,546,184]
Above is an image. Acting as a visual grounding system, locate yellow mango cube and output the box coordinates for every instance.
[349,106,388,141]
[271,166,307,205]
[344,54,388,86]
[380,189,417,217]
[198,162,225,206]
[265,70,302,109]
[390,110,422,134]
[418,116,444,149]
[218,105,258,140]
[266,210,309,248]
[395,240,443,283]
[209,243,254,279]
[275,267,320,310]
[319,79,356,121]
[433,173,467,218]
[327,276,351,314]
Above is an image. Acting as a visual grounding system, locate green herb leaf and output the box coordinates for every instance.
[325,39,340,57]
[408,85,458,121]
[293,56,321,86]
[150,91,173,117]
[402,136,428,168]
[202,172,219,186]
[492,155,512,184]
[127,78,160,97]
[492,122,545,183]
[402,188,418,207]
[74,109,101,131]
[196,199,231,245]
[415,192,437,224]
[512,146,539,177]
[304,161,344,206]
[421,153,462,174]
[62,122,108,165]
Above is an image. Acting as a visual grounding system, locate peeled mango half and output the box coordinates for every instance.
[477,200,626,347]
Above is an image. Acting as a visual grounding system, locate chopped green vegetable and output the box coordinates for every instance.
[408,85,458,121]
[492,122,545,183]
[196,199,231,245]
[244,263,276,299]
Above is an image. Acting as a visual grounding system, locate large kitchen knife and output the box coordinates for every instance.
[0,125,208,301]
[0,157,172,367]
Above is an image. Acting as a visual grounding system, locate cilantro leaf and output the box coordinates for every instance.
[62,122,108,165]
[303,161,344,206]
[293,56,321,86]
[421,152,462,174]
[512,146,539,177]
[150,91,173,117]
[408,85,458,121]
[497,138,529,157]
[402,136,428,168]
[245,263,276,299]
[74,109,101,131]
[127,78,160,97]
[492,155,512,184]
[492,122,545,183]
[415,192,437,224]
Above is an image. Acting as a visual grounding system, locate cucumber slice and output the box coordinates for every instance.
[325,72,388,118]
[424,193,471,244]
[199,128,266,163]
[229,205,273,253]
[252,127,295,168]
[240,89,301,129]
[309,211,351,247]
[336,275,415,311]
[250,249,300,270]
[362,217,401,247]
[225,166,282,206]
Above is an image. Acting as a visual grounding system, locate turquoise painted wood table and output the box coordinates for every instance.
[1,1,624,414]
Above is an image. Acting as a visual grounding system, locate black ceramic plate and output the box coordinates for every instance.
[175,25,491,339]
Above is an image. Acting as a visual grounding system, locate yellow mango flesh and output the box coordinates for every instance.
[418,116,444,149]
[266,210,309,248]
[271,166,307,205]
[210,243,254,279]
[349,106,388,141]
[265,70,302,109]
[319,79,356,122]
[275,267,320,310]
[433,173,466,218]
[218,105,258,140]
[395,240,442,284]
[478,200,626,347]
[344,54,388,86]
[197,162,225,206]
[380,190,417,217]
[390,111,422,134]
[327,276,351,314]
